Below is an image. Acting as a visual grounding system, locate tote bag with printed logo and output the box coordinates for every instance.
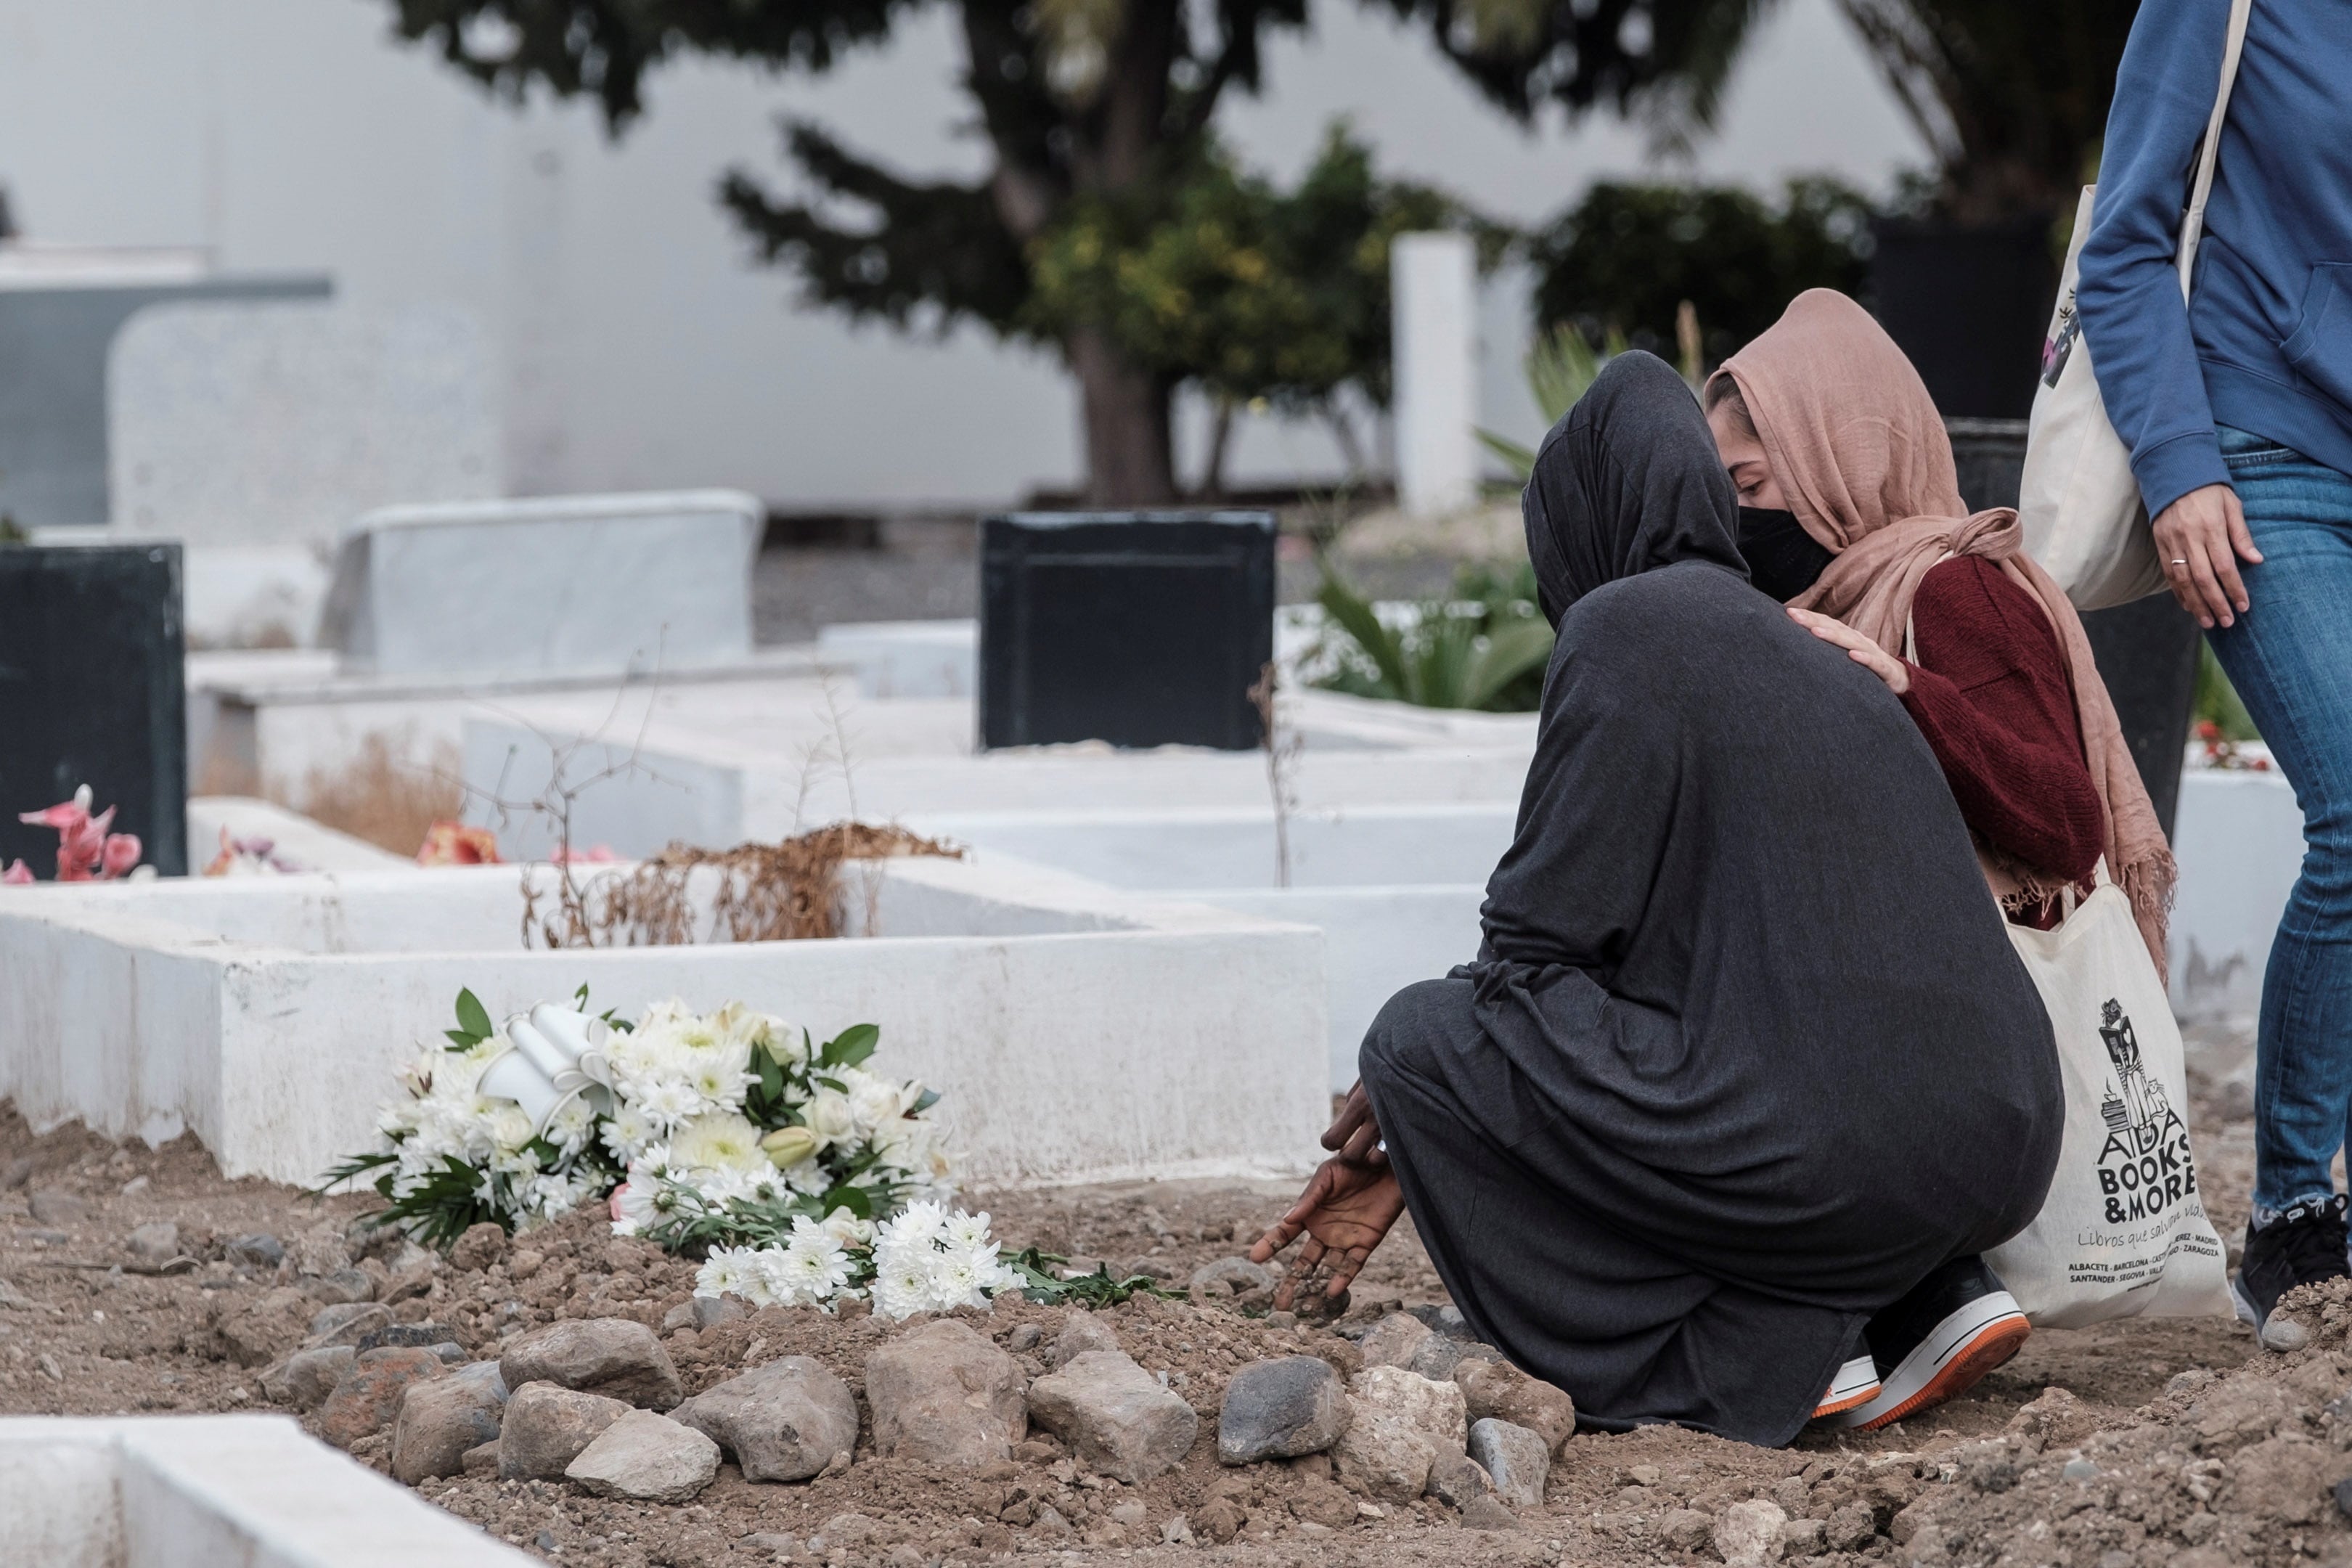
[1987,873,2231,1327]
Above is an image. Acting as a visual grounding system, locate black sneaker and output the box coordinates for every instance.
[1828,1255,2029,1431]
[2233,1193,2350,1352]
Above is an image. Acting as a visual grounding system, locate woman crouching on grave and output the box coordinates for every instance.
[1249,351,2061,1449]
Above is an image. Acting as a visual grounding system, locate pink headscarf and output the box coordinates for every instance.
[1711,290,2173,973]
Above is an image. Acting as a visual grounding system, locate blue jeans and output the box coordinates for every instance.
[2206,425,2352,1217]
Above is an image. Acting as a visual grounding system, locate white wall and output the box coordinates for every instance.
[0,0,1924,506]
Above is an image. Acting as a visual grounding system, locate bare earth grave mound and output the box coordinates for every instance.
[4,1065,2343,1568]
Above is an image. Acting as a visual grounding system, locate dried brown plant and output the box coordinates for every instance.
[290,735,462,857]
[524,824,960,950]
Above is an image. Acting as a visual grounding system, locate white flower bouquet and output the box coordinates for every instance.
[323,987,952,1254]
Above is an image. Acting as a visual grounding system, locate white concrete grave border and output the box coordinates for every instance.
[0,855,1327,1191]
[0,1414,533,1567]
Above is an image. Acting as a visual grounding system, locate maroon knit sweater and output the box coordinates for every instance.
[1898,557,2107,894]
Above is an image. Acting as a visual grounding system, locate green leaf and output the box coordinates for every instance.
[1315,569,1411,700]
[910,1087,940,1114]
[1474,428,1537,480]
[453,988,494,1042]
[443,1029,477,1050]
[820,1024,880,1070]
[573,982,591,1008]
[1461,616,1557,711]
[819,1183,873,1220]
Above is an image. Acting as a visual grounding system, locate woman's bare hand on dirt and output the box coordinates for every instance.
[1788,607,1910,695]
[1320,1082,1387,1167]
[1249,1156,1405,1307]
[2152,482,2260,629]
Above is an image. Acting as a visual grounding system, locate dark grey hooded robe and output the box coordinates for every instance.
[1357,352,2060,1447]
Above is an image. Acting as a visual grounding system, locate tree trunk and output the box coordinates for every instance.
[1070,326,1177,505]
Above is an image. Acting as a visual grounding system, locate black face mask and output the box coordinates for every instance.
[1736,506,1834,603]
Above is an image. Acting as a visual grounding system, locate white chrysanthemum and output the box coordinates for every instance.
[695,1245,766,1304]
[629,1076,706,1132]
[871,1247,936,1320]
[669,1111,769,1177]
[779,1156,830,1198]
[757,1016,809,1069]
[608,1171,662,1237]
[768,1223,855,1305]
[878,1199,950,1251]
[600,1101,657,1162]
[944,1210,994,1252]
[924,1247,992,1312]
[685,1054,757,1114]
[544,1094,597,1155]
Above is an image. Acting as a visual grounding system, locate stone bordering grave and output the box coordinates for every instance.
[0,1413,532,1566]
[0,854,1326,1188]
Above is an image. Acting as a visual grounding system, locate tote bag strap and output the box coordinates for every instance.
[2176,0,2254,299]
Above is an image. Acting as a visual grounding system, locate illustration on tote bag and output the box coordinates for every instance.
[2092,1000,2197,1227]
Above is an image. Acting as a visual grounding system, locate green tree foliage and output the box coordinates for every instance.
[1027,126,1466,418]
[1529,178,1877,368]
[375,0,1810,502]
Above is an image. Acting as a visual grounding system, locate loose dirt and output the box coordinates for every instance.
[4,1034,2345,1568]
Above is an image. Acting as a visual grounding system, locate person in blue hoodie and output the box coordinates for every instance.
[2078,0,2352,1349]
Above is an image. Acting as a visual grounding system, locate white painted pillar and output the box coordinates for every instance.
[1391,232,1478,518]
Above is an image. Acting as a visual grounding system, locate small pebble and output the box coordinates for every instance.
[2063,1457,2101,1483]
[1628,1463,1662,1486]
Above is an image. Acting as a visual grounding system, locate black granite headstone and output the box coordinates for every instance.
[1947,419,2201,837]
[979,511,1275,751]
[0,544,188,876]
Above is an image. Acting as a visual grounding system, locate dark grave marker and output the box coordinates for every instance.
[979,511,1275,751]
[0,544,188,876]
[1948,418,2200,837]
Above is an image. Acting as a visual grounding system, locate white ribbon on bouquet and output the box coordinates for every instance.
[477,1003,618,1138]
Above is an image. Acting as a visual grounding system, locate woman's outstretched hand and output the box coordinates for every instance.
[1250,1155,1405,1308]
[1788,607,1910,695]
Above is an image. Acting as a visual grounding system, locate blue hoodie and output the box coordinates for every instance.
[2075,0,2352,519]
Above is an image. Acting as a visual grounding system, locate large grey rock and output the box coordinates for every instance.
[391,1361,510,1483]
[1026,1351,1199,1484]
[126,1221,181,1265]
[1453,1359,1575,1455]
[308,1303,392,1345]
[213,1287,314,1367]
[1218,1355,1352,1463]
[1359,1314,1434,1371]
[865,1320,1028,1466]
[499,1318,682,1410]
[671,1357,858,1483]
[261,1345,355,1411]
[1046,1313,1122,1369]
[28,1188,86,1227]
[500,1382,633,1480]
[227,1233,285,1270]
[1424,1447,1493,1508]
[564,1409,719,1503]
[1467,1418,1548,1509]
[1334,1365,1468,1503]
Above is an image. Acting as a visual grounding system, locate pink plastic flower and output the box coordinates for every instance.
[1,861,30,886]
[16,785,143,882]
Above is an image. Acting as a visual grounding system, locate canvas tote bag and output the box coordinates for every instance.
[2018,0,2252,611]
[1985,867,2232,1326]
[1897,613,2229,1324]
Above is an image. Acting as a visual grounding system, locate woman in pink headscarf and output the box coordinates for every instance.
[1702,288,2174,1433]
